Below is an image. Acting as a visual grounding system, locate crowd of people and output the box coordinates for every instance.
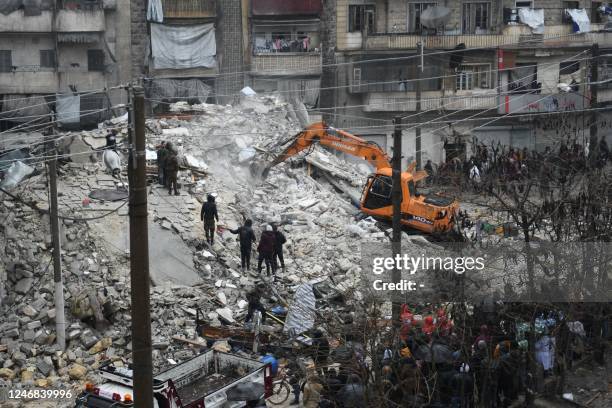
[430,137,611,192]
[263,303,600,408]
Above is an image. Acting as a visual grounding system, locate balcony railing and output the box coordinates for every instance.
[364,91,498,112]
[499,93,588,114]
[161,0,216,18]
[56,8,105,32]
[341,23,609,51]
[251,53,321,76]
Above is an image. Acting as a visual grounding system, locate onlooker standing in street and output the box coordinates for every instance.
[272,224,286,272]
[165,144,179,196]
[156,141,168,186]
[257,225,276,277]
[230,219,257,271]
[200,194,219,245]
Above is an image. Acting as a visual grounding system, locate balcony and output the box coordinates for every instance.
[340,23,609,51]
[161,0,216,19]
[252,0,322,16]
[0,10,53,33]
[251,53,321,76]
[499,93,588,114]
[364,91,498,112]
[56,9,105,32]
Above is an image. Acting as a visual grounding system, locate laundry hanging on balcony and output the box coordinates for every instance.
[147,0,164,23]
[150,23,217,70]
[518,8,544,34]
[565,9,590,33]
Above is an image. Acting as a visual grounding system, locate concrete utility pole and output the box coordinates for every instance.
[391,116,403,323]
[128,87,153,407]
[416,42,423,170]
[590,43,599,154]
[48,150,66,350]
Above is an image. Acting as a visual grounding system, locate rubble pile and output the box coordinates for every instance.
[0,94,395,397]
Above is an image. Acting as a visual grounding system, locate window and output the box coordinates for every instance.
[40,50,56,68]
[409,3,437,33]
[462,2,491,34]
[592,2,604,24]
[515,1,533,8]
[348,5,376,33]
[509,63,538,93]
[87,49,105,72]
[0,50,12,72]
[562,1,580,23]
[352,67,361,91]
[456,64,491,90]
[559,61,580,75]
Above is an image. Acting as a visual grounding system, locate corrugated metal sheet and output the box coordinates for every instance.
[252,0,321,16]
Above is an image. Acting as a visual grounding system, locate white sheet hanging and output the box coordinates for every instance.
[565,9,591,33]
[147,0,163,23]
[56,94,81,126]
[518,8,545,34]
[150,23,217,70]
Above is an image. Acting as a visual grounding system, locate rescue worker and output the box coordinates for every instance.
[200,194,219,245]
[257,224,276,277]
[230,219,257,271]
[245,283,266,324]
[165,144,179,196]
[156,141,168,186]
[272,224,287,272]
[105,129,117,149]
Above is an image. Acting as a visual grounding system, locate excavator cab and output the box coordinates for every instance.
[362,174,393,210]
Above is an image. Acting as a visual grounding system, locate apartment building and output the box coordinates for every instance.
[246,0,323,108]
[330,0,612,166]
[0,0,131,130]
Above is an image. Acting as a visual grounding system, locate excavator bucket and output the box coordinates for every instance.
[406,161,429,182]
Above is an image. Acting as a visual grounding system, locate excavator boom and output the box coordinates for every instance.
[257,121,458,234]
[262,122,391,177]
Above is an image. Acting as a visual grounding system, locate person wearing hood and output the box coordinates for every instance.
[230,219,257,271]
[257,224,276,276]
[200,194,219,245]
[272,224,287,271]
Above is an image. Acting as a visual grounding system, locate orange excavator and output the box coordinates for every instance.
[259,122,459,234]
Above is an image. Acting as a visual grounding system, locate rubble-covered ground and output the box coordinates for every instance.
[1,94,610,408]
[0,95,394,404]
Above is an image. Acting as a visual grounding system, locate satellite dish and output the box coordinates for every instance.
[420,6,452,29]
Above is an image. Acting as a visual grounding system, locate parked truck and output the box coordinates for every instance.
[75,350,272,407]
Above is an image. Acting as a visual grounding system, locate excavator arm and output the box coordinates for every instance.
[261,122,391,177]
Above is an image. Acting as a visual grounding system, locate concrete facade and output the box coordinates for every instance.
[330,0,612,168]
[0,1,131,129]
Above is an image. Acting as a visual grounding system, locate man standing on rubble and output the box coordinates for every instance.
[245,283,266,324]
[200,194,219,245]
[156,141,168,186]
[230,219,257,271]
[257,225,276,277]
[272,224,287,272]
[165,143,180,196]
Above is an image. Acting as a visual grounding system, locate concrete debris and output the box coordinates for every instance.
[0,93,398,393]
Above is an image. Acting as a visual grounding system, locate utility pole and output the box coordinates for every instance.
[128,86,153,407]
[416,42,423,170]
[391,116,402,323]
[48,146,66,350]
[590,43,599,157]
